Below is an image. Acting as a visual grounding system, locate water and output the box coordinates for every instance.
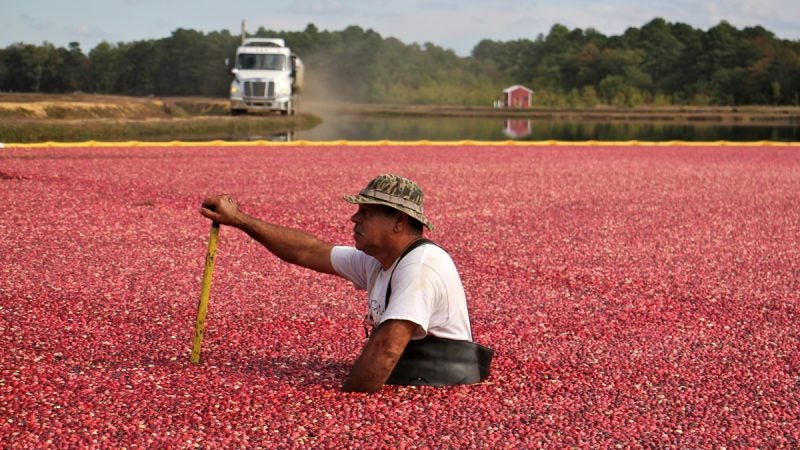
[292,115,799,142]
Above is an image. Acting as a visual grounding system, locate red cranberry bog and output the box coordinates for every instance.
[2,140,799,448]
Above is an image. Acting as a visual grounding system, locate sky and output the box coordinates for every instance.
[2,0,799,56]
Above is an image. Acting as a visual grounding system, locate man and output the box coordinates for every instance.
[200,174,488,393]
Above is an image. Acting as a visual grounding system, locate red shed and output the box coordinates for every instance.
[503,85,534,108]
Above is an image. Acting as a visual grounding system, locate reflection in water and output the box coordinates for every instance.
[234,131,295,142]
[503,119,532,139]
[294,113,799,142]
[538,121,799,142]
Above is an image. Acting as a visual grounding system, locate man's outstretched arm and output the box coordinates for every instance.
[200,195,336,275]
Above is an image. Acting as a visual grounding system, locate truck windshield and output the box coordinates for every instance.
[237,53,286,70]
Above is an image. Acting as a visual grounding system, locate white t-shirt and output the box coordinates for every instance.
[330,244,473,341]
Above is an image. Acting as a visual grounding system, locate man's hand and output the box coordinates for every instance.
[342,320,418,393]
[200,195,244,228]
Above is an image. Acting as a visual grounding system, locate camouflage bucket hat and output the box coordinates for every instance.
[344,174,434,231]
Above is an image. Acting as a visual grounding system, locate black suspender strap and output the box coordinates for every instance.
[363,238,435,339]
[385,238,435,308]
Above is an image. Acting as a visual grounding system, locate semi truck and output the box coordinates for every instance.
[228,37,304,115]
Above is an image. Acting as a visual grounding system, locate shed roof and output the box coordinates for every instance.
[502,85,534,93]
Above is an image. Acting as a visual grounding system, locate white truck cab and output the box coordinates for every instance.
[229,38,303,115]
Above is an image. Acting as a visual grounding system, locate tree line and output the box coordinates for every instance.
[1,18,798,106]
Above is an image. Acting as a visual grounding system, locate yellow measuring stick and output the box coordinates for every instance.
[191,222,220,364]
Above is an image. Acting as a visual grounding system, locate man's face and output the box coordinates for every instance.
[350,204,397,255]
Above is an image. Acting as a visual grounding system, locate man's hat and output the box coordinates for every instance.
[344,173,434,231]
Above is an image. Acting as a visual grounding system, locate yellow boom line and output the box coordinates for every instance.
[2,139,798,148]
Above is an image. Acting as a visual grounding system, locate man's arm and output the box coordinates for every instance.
[342,319,417,393]
[200,195,336,274]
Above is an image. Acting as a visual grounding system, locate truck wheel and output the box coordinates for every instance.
[231,109,245,116]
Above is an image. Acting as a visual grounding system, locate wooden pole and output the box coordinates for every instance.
[191,222,220,364]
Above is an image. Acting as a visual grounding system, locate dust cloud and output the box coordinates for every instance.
[296,52,364,140]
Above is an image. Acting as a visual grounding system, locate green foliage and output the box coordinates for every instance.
[581,86,600,108]
[0,19,798,106]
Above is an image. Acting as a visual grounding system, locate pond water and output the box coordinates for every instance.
[289,115,799,142]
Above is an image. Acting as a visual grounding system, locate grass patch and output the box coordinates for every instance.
[0,93,321,142]
[170,101,230,117]
[1,115,322,143]
[0,107,38,119]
